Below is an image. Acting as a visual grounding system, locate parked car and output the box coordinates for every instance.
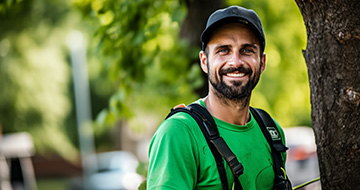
[284,127,321,190]
[70,151,143,190]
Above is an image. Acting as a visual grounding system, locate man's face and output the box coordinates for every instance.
[200,23,266,101]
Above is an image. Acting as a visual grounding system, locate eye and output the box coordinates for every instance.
[240,48,254,55]
[217,48,230,54]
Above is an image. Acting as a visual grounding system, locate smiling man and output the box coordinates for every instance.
[147,6,291,190]
[201,22,266,119]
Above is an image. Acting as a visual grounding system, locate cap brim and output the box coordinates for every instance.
[200,17,264,51]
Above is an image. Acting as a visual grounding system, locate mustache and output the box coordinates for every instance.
[219,67,252,76]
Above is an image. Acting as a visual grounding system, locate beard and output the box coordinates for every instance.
[208,61,261,102]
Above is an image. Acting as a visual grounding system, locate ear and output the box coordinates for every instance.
[199,50,208,74]
[260,53,266,74]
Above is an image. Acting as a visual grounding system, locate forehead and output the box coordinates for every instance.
[207,23,260,48]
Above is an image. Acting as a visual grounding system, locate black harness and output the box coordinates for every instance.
[165,103,292,190]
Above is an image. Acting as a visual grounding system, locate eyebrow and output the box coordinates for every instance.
[214,44,232,51]
[213,43,258,51]
[242,43,258,49]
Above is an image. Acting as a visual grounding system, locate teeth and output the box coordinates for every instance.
[226,73,245,77]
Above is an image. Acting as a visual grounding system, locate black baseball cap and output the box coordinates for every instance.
[200,6,265,52]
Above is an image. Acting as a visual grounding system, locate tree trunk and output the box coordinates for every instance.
[179,0,224,97]
[180,0,224,47]
[295,0,360,189]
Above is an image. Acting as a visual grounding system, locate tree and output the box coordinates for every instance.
[0,0,79,158]
[0,0,114,159]
[296,0,360,189]
[74,0,204,127]
[179,0,224,97]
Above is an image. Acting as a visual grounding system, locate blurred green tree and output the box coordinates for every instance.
[75,0,309,130]
[0,0,114,159]
[0,0,79,158]
[73,0,202,131]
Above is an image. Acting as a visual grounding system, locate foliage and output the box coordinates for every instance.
[0,0,115,158]
[0,0,79,158]
[75,0,310,129]
[73,0,201,130]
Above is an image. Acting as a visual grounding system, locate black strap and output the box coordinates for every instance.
[250,107,292,190]
[166,105,230,190]
[166,104,244,190]
[166,104,291,190]
[188,104,244,190]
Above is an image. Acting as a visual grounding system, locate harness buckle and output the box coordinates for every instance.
[274,175,292,190]
[232,164,244,177]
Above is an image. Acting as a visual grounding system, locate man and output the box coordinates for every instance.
[147,6,289,190]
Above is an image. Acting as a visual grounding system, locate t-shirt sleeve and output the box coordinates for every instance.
[147,114,200,190]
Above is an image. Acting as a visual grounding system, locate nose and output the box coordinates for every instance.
[228,51,244,68]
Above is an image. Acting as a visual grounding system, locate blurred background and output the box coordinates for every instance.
[0,0,319,189]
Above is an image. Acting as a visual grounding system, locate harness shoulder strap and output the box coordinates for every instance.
[166,103,244,190]
[250,107,288,152]
[250,107,292,190]
[165,104,229,190]
[187,104,244,186]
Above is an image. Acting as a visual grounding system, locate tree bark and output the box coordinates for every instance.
[295,0,360,189]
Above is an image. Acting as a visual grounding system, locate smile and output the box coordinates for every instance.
[226,73,245,77]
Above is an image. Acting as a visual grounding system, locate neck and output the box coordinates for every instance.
[204,90,251,125]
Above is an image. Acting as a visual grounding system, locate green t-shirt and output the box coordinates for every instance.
[147,99,286,190]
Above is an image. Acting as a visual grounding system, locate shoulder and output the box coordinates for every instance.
[150,111,203,150]
[156,111,198,135]
[147,111,203,189]
[250,108,285,133]
[250,107,287,145]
